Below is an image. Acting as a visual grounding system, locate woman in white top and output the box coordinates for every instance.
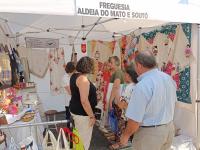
[117,64,138,110]
[109,64,138,150]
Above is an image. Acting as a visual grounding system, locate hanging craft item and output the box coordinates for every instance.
[49,48,65,95]
[161,62,167,72]
[185,44,192,58]
[119,36,127,69]
[152,46,158,56]
[94,50,100,60]
[81,39,87,53]
[71,45,77,64]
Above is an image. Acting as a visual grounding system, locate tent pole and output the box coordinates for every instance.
[196,24,200,149]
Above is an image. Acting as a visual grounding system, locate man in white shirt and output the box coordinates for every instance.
[120,50,177,150]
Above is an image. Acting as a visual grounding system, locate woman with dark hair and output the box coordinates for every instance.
[118,64,138,110]
[69,56,97,150]
[62,61,76,95]
[62,61,76,120]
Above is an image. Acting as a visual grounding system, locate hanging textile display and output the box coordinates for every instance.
[125,35,139,63]
[28,49,49,78]
[118,36,127,69]
[8,48,18,86]
[49,48,65,95]
[87,40,114,82]
[87,40,114,63]
[16,46,30,58]
[172,25,192,68]
[152,32,174,68]
[138,35,152,53]
[124,23,192,104]
[0,50,12,87]
[96,63,104,102]
[177,67,191,103]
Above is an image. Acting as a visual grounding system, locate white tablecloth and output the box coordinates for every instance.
[0,112,44,149]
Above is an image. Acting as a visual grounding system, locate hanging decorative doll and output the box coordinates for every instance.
[161,62,167,72]
[185,44,192,58]
[152,46,158,56]
[94,50,100,60]
[71,45,77,64]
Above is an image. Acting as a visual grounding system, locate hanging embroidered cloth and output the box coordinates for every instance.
[49,48,65,95]
[123,23,192,104]
[87,40,114,82]
[28,49,49,78]
[0,51,12,86]
[177,67,191,103]
[153,32,174,68]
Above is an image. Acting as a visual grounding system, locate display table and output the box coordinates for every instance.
[0,111,44,149]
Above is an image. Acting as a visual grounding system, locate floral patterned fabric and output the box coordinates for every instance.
[49,48,65,95]
[0,51,12,86]
[124,23,192,103]
[177,67,191,104]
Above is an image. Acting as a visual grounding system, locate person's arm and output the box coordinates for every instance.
[120,119,140,145]
[64,86,71,95]
[77,75,96,126]
[120,85,148,145]
[109,78,121,109]
[117,100,128,109]
[62,75,71,95]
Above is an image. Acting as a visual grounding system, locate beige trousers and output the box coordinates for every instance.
[71,113,93,150]
[132,122,175,150]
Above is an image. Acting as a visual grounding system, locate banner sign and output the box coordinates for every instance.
[25,37,59,48]
[76,0,148,19]
[76,0,200,23]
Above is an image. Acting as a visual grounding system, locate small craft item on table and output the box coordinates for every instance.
[21,111,35,122]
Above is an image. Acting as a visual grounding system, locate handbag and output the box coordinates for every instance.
[7,137,18,150]
[56,128,70,150]
[72,128,84,150]
[108,109,118,133]
[42,129,57,150]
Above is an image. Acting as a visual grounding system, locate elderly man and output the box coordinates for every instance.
[120,50,176,150]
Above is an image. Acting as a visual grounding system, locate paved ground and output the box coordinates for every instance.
[54,112,110,150]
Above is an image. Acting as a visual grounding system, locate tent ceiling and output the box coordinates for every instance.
[0,12,167,45]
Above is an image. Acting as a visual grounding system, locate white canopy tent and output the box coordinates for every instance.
[0,13,169,111]
[0,0,200,149]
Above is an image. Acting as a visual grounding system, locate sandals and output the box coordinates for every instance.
[109,143,121,150]
[106,134,116,141]
[104,132,115,137]
[109,142,132,150]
